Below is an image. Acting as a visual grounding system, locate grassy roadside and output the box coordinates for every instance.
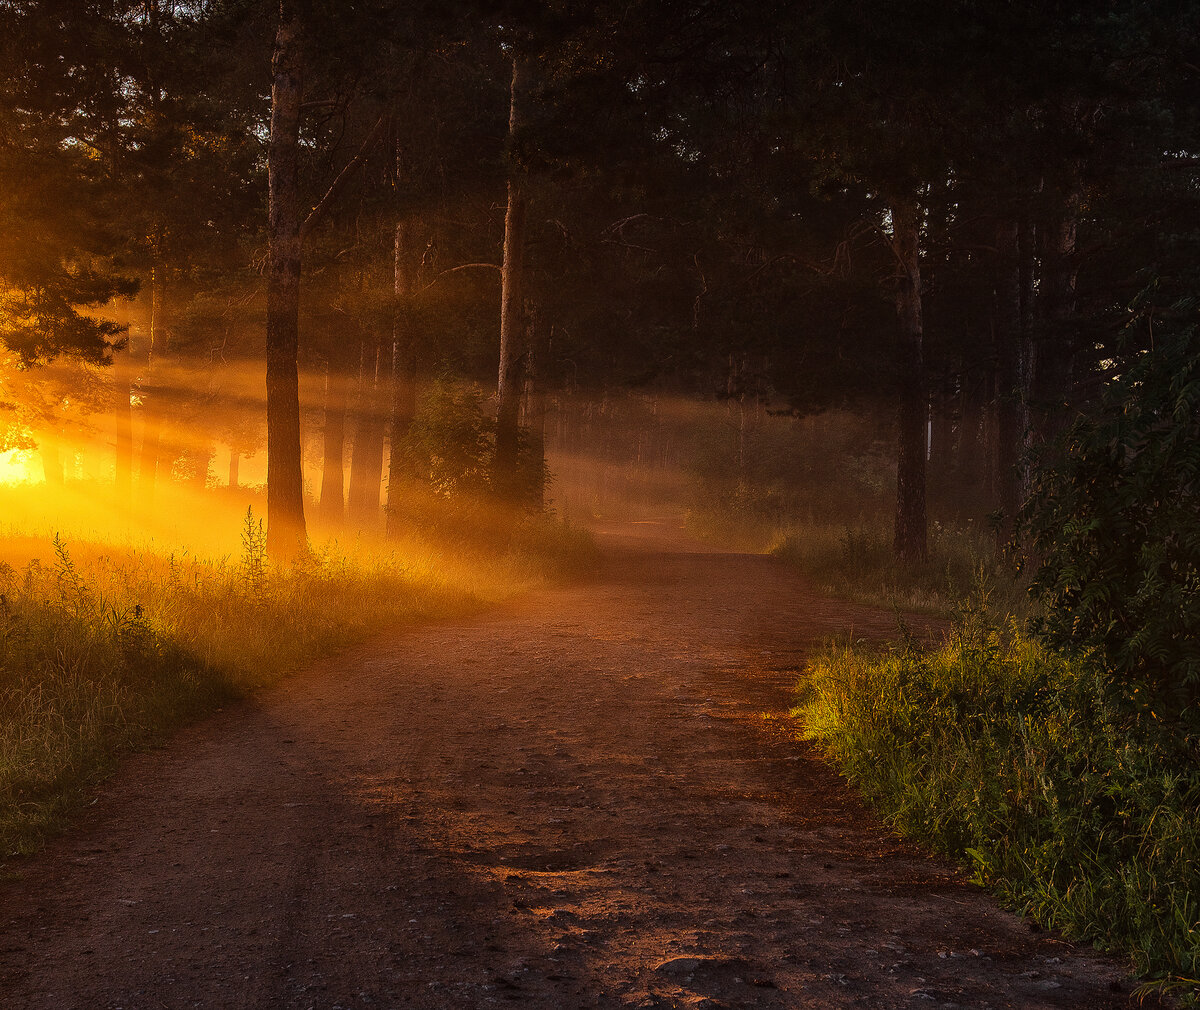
[795,603,1200,998]
[0,510,595,863]
[769,521,1028,617]
[692,507,1200,993]
[686,507,1028,619]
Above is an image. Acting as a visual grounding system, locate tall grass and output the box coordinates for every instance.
[766,519,1030,618]
[0,509,594,861]
[797,603,1200,994]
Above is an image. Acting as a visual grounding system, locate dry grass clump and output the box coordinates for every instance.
[0,508,595,860]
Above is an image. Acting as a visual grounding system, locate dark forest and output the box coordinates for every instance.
[1,2,1198,1004]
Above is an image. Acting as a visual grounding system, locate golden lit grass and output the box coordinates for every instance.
[0,505,596,863]
[797,612,1200,992]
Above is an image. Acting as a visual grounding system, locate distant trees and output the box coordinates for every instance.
[1,0,1194,578]
[263,2,306,556]
[685,0,1200,561]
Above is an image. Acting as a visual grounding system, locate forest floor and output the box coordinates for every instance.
[0,518,1153,1009]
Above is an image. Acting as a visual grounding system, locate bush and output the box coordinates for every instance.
[400,379,495,501]
[397,376,549,515]
[1020,318,1200,722]
[771,519,1027,616]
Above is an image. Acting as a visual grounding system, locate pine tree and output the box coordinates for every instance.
[0,2,137,367]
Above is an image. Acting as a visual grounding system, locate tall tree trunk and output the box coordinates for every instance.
[891,197,927,563]
[522,301,547,511]
[1034,191,1079,443]
[190,447,213,489]
[1018,214,1036,393]
[265,7,307,558]
[1017,214,1036,496]
[494,55,531,500]
[138,412,162,492]
[228,450,240,488]
[113,342,134,502]
[319,361,347,525]
[40,437,63,485]
[386,219,419,539]
[994,217,1024,545]
[348,333,388,525]
[138,265,166,500]
[956,378,981,489]
[142,0,166,497]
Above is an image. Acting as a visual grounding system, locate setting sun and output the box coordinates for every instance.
[0,447,37,486]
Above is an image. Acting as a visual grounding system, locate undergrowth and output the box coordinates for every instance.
[796,599,1200,996]
[769,519,1029,618]
[0,507,594,861]
[684,500,1026,618]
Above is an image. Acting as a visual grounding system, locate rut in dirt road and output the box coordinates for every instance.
[0,521,1138,1009]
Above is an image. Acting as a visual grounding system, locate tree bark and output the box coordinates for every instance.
[1034,191,1079,443]
[265,6,307,558]
[40,437,63,485]
[890,197,927,563]
[386,219,419,539]
[228,450,240,488]
[493,55,531,500]
[138,265,166,500]
[994,217,1024,545]
[113,342,134,502]
[522,301,547,512]
[319,361,347,525]
[190,447,213,489]
[347,332,388,526]
[956,378,981,489]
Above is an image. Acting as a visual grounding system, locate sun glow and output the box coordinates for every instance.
[0,448,38,486]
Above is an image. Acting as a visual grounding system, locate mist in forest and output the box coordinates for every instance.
[0,298,997,567]
[0,0,1188,584]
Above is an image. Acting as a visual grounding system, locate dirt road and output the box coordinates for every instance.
[0,520,1138,1008]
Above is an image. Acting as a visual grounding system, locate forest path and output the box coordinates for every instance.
[0,518,1137,1009]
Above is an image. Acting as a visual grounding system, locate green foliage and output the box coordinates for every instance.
[0,547,231,858]
[400,379,495,501]
[398,377,549,512]
[798,610,1200,989]
[239,506,268,597]
[772,520,1026,616]
[0,1,138,365]
[1020,316,1200,721]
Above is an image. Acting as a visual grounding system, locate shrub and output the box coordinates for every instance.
[400,379,495,501]
[397,376,549,514]
[771,519,1027,616]
[1020,316,1200,722]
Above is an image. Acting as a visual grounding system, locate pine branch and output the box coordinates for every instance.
[299,116,385,242]
[417,262,501,294]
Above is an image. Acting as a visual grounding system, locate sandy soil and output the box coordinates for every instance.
[0,519,1148,1008]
